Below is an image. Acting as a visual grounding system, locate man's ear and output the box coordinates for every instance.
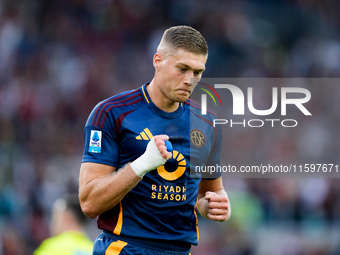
[153,53,163,71]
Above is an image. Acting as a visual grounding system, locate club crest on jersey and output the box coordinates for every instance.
[190,129,206,148]
[89,130,102,153]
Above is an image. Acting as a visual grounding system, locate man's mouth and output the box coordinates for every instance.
[177,89,190,94]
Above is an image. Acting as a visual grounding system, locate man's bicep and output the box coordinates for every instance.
[79,162,120,218]
[79,162,116,190]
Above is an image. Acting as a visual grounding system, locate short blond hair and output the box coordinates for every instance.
[157,25,208,56]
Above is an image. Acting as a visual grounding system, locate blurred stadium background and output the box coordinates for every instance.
[0,0,340,254]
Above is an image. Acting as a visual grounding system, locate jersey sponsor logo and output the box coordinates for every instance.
[157,150,187,183]
[151,184,186,201]
[136,128,187,181]
[136,128,188,202]
[89,130,102,153]
[190,129,206,148]
[157,150,187,181]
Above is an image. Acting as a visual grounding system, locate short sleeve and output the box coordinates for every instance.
[82,102,119,167]
[203,124,223,179]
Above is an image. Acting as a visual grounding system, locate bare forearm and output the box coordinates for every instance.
[79,163,141,218]
[79,136,172,219]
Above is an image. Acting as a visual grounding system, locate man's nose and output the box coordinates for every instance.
[184,71,195,86]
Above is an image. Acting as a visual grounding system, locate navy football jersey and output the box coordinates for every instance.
[82,84,222,245]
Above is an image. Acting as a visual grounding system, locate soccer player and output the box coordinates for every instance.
[34,194,93,255]
[79,25,230,255]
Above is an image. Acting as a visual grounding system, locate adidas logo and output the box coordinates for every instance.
[136,128,154,140]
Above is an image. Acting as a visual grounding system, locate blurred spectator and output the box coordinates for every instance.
[33,194,93,255]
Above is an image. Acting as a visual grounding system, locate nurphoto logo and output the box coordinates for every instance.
[196,79,312,128]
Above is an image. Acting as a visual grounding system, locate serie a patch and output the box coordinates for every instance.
[89,130,102,153]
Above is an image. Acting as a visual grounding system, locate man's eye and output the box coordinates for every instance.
[179,68,186,72]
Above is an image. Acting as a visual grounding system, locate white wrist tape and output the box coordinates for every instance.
[130,138,167,177]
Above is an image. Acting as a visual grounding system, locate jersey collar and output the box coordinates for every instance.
[140,83,184,119]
